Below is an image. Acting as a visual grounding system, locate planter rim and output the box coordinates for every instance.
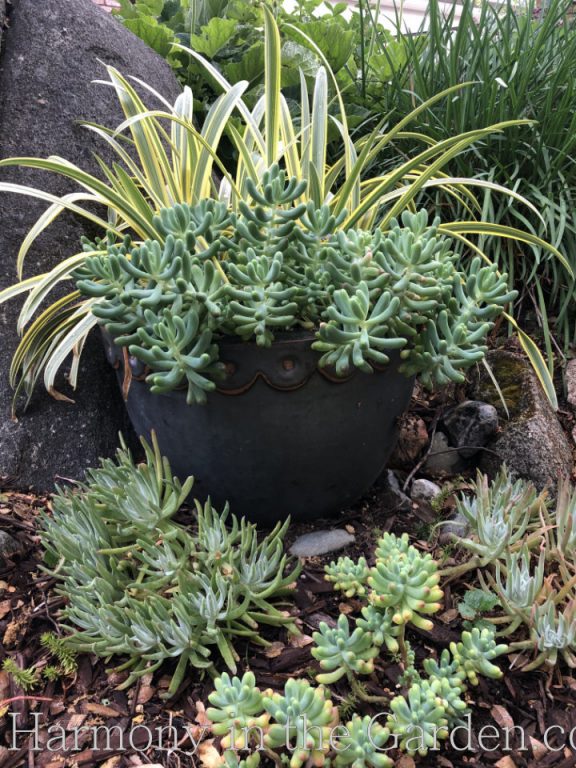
[101,326,410,398]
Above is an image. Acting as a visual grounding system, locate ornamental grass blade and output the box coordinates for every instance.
[504,313,558,410]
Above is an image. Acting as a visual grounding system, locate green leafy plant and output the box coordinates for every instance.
[442,467,576,672]
[40,434,300,697]
[2,634,79,691]
[312,613,379,684]
[387,679,450,756]
[114,0,576,364]
[334,714,393,768]
[443,466,546,574]
[202,531,508,763]
[74,178,517,402]
[207,671,270,749]
[263,679,338,768]
[368,536,443,631]
[325,556,370,598]
[2,659,40,692]
[0,10,562,411]
[39,632,78,677]
[449,627,509,686]
[325,532,443,672]
[374,0,576,353]
[356,605,400,653]
[457,588,501,623]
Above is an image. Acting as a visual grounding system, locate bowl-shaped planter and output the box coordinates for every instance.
[103,331,414,524]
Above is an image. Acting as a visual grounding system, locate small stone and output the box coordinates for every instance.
[423,432,465,477]
[443,400,498,459]
[379,469,412,512]
[388,414,429,469]
[566,359,576,410]
[411,478,442,502]
[0,531,24,567]
[438,511,470,545]
[289,529,355,557]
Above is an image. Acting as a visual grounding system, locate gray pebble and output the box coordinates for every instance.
[289,529,355,557]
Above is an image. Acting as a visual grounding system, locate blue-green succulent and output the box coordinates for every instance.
[76,165,515,403]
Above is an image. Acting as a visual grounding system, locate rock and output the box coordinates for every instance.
[423,432,466,477]
[470,350,572,489]
[379,469,412,512]
[388,414,429,469]
[566,359,576,410]
[0,0,182,490]
[0,530,24,566]
[443,400,499,459]
[289,529,355,557]
[411,478,442,503]
[438,511,471,546]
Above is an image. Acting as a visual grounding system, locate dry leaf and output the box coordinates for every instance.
[265,641,285,658]
[3,618,24,648]
[136,673,155,706]
[101,758,123,768]
[0,670,10,701]
[396,756,416,768]
[288,634,314,648]
[494,757,516,768]
[84,702,124,718]
[491,704,515,731]
[66,713,87,731]
[438,608,459,624]
[198,739,224,768]
[338,603,354,615]
[529,737,548,760]
[195,700,212,728]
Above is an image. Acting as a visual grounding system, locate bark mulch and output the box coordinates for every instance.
[0,476,575,768]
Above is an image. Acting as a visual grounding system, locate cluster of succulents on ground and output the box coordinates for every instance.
[4,428,576,763]
[441,468,576,670]
[203,530,508,766]
[40,435,301,698]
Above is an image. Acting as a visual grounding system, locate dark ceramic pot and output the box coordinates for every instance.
[102,331,414,525]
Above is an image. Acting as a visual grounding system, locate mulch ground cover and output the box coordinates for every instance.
[1,362,576,768]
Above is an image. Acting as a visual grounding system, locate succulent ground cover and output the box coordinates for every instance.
[1,378,576,768]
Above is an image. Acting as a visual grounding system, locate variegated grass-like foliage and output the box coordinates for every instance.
[0,9,563,411]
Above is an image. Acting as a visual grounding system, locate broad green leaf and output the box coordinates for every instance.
[189,17,237,57]
[123,17,176,57]
[285,20,354,73]
[222,43,264,85]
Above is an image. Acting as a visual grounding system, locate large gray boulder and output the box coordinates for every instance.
[471,350,573,489]
[0,0,182,490]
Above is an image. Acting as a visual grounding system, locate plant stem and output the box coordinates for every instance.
[397,624,409,669]
[347,671,389,705]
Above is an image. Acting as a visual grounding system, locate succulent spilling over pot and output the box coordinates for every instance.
[75,167,516,404]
